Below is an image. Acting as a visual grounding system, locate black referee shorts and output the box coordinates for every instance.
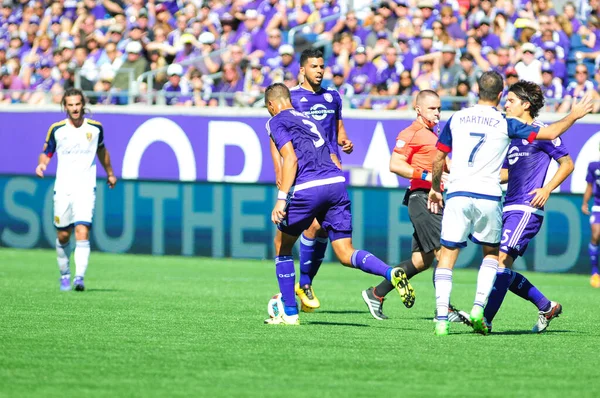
[406,189,442,254]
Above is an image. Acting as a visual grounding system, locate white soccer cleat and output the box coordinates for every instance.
[264,313,300,326]
[532,301,562,333]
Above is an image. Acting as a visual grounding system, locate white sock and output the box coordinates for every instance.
[474,258,499,307]
[434,268,453,321]
[56,239,72,277]
[74,240,90,279]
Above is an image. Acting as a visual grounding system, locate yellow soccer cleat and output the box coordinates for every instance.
[295,283,320,311]
[264,314,300,326]
[390,268,416,308]
[591,273,600,288]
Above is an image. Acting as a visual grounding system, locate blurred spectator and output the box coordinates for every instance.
[541,41,567,84]
[375,46,400,95]
[112,41,147,103]
[24,59,55,104]
[337,11,369,46]
[161,63,192,106]
[475,17,501,54]
[397,69,418,110]
[439,5,466,48]
[193,32,221,75]
[438,45,461,97]
[558,64,600,113]
[365,14,392,49]
[417,0,436,30]
[279,0,311,32]
[330,64,353,97]
[452,79,473,111]
[412,54,439,91]
[360,82,397,110]
[563,2,581,33]
[348,46,376,94]
[95,69,118,105]
[97,41,124,74]
[261,28,283,71]
[0,64,24,104]
[457,53,483,88]
[515,42,542,84]
[241,59,271,106]
[271,44,300,83]
[211,62,244,106]
[540,62,563,112]
[189,69,213,107]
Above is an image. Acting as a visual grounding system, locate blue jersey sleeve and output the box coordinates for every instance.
[43,125,57,157]
[506,118,540,142]
[436,117,452,153]
[97,124,104,147]
[266,116,292,151]
[587,163,595,183]
[538,137,569,161]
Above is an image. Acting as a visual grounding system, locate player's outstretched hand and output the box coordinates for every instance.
[428,189,444,214]
[582,204,591,215]
[571,92,594,119]
[35,163,46,178]
[528,187,550,208]
[341,140,354,154]
[107,174,117,189]
[271,200,287,225]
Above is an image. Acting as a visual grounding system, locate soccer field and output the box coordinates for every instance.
[1,248,598,397]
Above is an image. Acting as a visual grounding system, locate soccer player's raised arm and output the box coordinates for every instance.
[97,146,117,189]
[269,139,283,188]
[537,93,594,140]
[530,155,574,208]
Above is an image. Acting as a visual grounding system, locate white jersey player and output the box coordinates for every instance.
[35,88,117,292]
[427,71,593,336]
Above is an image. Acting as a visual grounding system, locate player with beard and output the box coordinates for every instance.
[35,88,117,292]
[270,48,353,312]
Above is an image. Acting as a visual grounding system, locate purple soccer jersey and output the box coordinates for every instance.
[586,161,600,224]
[500,120,569,258]
[290,85,343,158]
[266,109,351,240]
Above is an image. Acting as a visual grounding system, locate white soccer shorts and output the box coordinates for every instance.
[53,190,96,229]
[440,196,502,248]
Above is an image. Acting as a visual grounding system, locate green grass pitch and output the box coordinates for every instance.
[1,248,599,397]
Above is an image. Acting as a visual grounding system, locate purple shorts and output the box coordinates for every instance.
[590,212,600,225]
[278,182,352,241]
[500,210,544,259]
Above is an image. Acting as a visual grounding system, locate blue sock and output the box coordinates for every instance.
[275,256,298,316]
[299,234,315,286]
[589,243,599,275]
[350,250,392,279]
[483,268,513,324]
[308,237,327,282]
[509,271,551,312]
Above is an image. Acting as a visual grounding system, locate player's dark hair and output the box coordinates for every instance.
[478,70,504,102]
[509,80,545,119]
[300,48,324,66]
[416,89,439,106]
[265,83,290,103]
[61,87,89,116]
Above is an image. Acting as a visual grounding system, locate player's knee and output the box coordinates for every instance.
[74,225,89,241]
[57,230,70,245]
[331,241,354,267]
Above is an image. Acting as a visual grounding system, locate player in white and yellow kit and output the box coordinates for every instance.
[35,88,117,291]
[428,71,593,336]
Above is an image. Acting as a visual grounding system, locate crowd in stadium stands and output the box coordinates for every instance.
[1,0,600,110]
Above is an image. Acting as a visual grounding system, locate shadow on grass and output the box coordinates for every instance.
[318,310,366,315]
[85,288,118,293]
[490,329,574,336]
[306,321,369,327]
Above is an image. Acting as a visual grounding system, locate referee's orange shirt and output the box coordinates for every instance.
[393,120,438,191]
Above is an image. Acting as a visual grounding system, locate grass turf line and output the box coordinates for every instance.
[0,248,598,397]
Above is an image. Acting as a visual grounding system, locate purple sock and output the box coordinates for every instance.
[275,256,298,315]
[589,243,599,275]
[509,272,551,312]
[299,234,315,286]
[351,250,392,279]
[484,268,513,323]
[308,237,327,281]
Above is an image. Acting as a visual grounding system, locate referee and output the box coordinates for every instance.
[361,90,469,323]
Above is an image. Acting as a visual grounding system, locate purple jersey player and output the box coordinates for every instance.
[484,81,574,333]
[583,156,600,288]
[264,83,414,325]
[273,49,353,313]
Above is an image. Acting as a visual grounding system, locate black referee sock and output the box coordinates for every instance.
[373,259,419,298]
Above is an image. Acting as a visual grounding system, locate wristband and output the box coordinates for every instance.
[411,168,423,180]
[277,190,288,200]
[421,170,429,181]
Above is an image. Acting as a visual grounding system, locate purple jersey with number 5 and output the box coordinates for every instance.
[266,109,342,186]
[503,121,569,209]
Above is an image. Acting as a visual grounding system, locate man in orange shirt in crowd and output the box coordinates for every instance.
[361,90,469,324]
